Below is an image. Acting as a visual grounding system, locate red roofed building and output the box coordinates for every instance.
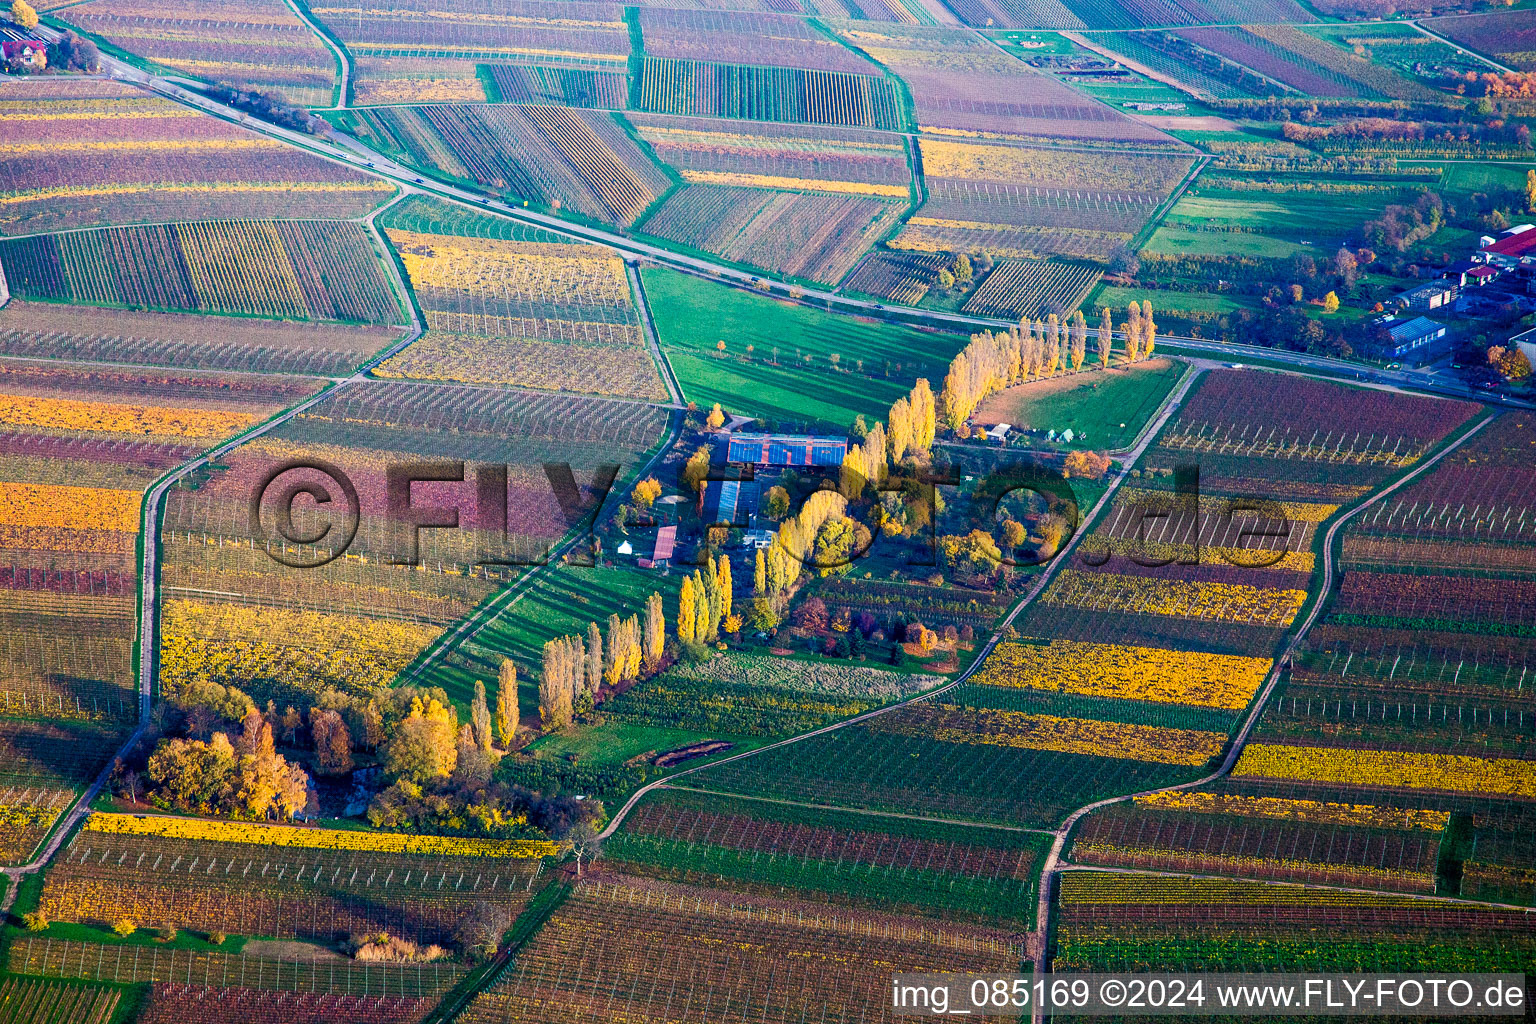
[638,524,675,570]
[1,38,46,69]
[1466,265,1501,286]
[1480,225,1536,265]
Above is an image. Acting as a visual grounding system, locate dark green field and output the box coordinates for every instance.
[642,267,967,430]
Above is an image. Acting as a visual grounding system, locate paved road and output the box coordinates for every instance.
[281,0,351,106]
[1026,410,1499,1023]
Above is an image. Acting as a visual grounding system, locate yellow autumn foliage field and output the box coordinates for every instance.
[972,639,1270,710]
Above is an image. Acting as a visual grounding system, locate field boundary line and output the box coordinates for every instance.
[626,260,684,407]
[1058,863,1536,914]
[656,784,1058,835]
[1027,408,1500,1023]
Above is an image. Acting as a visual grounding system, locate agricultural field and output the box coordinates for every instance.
[1056,872,1536,971]
[962,258,1102,318]
[308,0,631,105]
[639,185,906,285]
[0,359,319,749]
[1175,25,1442,100]
[626,113,913,198]
[374,198,666,400]
[155,380,667,709]
[0,220,400,323]
[1423,9,1536,71]
[54,0,338,105]
[0,302,404,378]
[639,265,967,428]
[458,875,1024,1023]
[833,22,1181,143]
[970,355,1184,449]
[938,0,1315,30]
[332,105,669,227]
[1236,412,1536,827]
[0,79,393,236]
[891,138,1193,262]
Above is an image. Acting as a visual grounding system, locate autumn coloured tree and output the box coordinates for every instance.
[311,709,353,776]
[644,591,665,669]
[630,476,661,509]
[585,621,604,697]
[1124,301,1142,362]
[11,0,37,28]
[538,640,575,730]
[678,575,697,643]
[705,403,725,430]
[1070,310,1087,372]
[385,697,458,783]
[494,659,517,746]
[471,679,493,753]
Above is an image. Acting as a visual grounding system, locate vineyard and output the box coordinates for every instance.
[605,788,1047,927]
[461,876,1023,1023]
[834,23,1173,142]
[962,259,1101,318]
[0,221,400,324]
[637,58,904,130]
[1177,26,1439,100]
[156,379,666,705]
[375,205,666,399]
[0,302,403,378]
[892,139,1192,261]
[1056,872,1536,971]
[136,985,432,1024]
[1070,788,1447,892]
[309,0,630,105]
[638,184,905,285]
[39,814,549,948]
[482,64,628,108]
[56,0,338,105]
[0,79,393,235]
[841,250,949,303]
[0,977,119,1024]
[939,0,1314,28]
[1423,9,1536,71]
[0,359,317,738]
[627,113,912,197]
[637,8,880,74]
[8,938,465,998]
[339,105,668,227]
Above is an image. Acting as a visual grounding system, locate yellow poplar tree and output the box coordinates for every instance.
[1098,307,1112,368]
[717,554,732,621]
[1070,310,1087,372]
[888,397,913,462]
[911,378,936,452]
[643,592,664,671]
[677,576,696,643]
[495,658,517,746]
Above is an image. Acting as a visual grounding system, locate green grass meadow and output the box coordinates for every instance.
[641,267,967,430]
